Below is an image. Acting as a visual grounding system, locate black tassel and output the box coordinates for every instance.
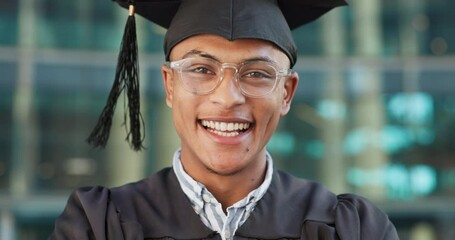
[87,3,144,151]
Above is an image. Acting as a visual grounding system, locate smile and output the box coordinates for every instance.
[200,120,251,137]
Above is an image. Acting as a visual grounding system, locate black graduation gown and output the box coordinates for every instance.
[49,168,399,240]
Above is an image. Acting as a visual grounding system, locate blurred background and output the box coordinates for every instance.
[1,0,454,239]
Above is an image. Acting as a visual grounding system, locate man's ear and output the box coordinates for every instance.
[161,65,174,108]
[280,71,299,116]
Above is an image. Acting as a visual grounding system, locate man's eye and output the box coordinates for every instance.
[189,66,214,74]
[244,71,272,79]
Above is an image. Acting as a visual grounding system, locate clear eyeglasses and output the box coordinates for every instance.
[166,57,293,98]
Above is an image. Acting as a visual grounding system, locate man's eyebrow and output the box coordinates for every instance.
[182,49,279,65]
[181,50,220,62]
[241,56,277,64]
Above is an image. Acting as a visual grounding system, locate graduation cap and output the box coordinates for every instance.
[87,0,347,151]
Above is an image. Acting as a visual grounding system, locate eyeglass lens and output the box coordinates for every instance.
[178,58,278,97]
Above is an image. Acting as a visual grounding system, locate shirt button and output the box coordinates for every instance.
[202,194,211,203]
[225,230,231,239]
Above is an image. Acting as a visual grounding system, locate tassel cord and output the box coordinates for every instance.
[87,13,144,150]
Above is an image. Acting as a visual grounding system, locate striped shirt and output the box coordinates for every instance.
[173,149,273,240]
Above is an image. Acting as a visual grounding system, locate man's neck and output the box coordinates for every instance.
[203,163,267,210]
[182,155,268,211]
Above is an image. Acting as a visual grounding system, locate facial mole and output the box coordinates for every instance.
[246,147,250,152]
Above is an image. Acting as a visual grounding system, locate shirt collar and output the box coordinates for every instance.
[172,148,273,210]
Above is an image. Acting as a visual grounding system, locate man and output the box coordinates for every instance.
[50,0,399,239]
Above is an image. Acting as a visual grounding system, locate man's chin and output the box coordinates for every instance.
[205,164,244,177]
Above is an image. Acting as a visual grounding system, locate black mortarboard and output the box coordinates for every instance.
[87,0,347,150]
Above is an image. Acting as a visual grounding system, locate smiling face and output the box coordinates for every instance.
[162,34,298,180]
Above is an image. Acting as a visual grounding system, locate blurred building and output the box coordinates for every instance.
[0,0,454,239]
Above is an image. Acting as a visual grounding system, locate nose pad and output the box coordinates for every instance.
[210,64,245,106]
[219,63,240,89]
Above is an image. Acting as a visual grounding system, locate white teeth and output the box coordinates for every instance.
[201,120,251,135]
[220,122,227,131]
[207,129,240,137]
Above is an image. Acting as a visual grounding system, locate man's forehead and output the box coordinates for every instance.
[170,35,290,65]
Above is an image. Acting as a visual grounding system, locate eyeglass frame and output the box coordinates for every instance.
[165,57,294,98]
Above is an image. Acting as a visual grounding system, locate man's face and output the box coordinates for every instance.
[162,34,298,178]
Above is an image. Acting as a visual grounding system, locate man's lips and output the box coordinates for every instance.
[200,120,252,137]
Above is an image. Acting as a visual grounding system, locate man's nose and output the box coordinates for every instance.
[208,69,245,108]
